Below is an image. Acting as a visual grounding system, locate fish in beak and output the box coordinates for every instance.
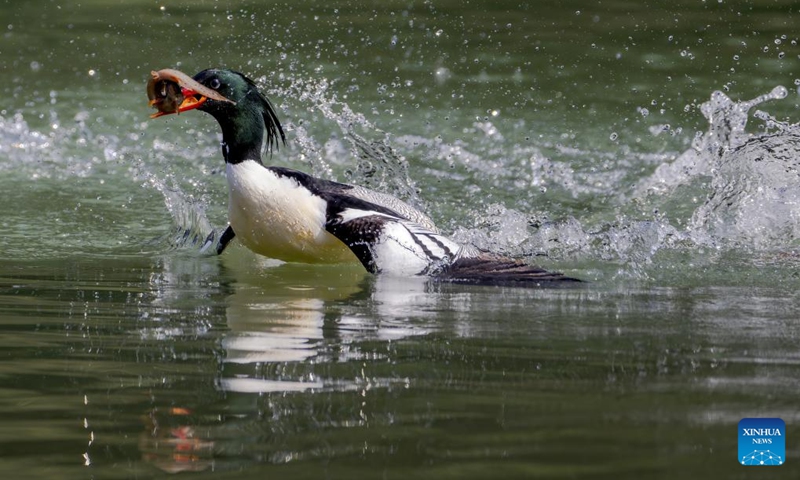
[147,68,235,118]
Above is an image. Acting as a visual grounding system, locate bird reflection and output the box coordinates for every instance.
[139,249,448,473]
[219,251,441,393]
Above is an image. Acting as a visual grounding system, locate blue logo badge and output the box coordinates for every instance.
[739,418,785,466]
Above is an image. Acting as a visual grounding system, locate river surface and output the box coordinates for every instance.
[2,1,800,478]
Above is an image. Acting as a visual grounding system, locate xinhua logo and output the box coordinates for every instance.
[738,418,785,466]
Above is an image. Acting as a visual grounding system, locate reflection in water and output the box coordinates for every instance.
[140,407,214,474]
[220,269,442,395]
[139,252,459,473]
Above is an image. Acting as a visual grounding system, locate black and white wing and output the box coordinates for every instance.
[344,184,438,232]
[267,166,437,231]
[325,197,462,276]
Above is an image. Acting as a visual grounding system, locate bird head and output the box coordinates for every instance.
[148,68,285,156]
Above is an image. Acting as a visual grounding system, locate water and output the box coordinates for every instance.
[2,1,800,477]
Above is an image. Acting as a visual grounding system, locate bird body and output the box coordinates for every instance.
[226,160,358,264]
[225,158,468,275]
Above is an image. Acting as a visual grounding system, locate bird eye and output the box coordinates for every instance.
[209,78,221,90]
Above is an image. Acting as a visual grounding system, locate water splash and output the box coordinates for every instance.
[690,130,800,248]
[0,113,51,165]
[451,203,685,278]
[260,74,426,209]
[345,132,421,207]
[696,86,788,156]
[677,86,800,248]
[0,111,103,179]
[142,172,218,252]
[633,86,789,199]
[454,85,800,276]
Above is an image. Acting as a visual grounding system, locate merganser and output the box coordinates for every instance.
[147,68,580,285]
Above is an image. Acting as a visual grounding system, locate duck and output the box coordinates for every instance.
[147,68,580,285]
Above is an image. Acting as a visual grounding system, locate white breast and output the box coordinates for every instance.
[226,161,358,264]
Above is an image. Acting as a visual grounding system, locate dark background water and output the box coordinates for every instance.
[1,0,800,478]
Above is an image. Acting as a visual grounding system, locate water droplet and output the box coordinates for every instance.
[733,54,739,61]
[609,132,618,141]
[770,85,788,99]
[434,67,451,84]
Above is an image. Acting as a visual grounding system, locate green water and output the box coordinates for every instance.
[2,1,800,478]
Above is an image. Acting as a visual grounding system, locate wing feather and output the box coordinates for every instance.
[325,201,459,275]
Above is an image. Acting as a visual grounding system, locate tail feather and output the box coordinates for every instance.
[431,254,582,286]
